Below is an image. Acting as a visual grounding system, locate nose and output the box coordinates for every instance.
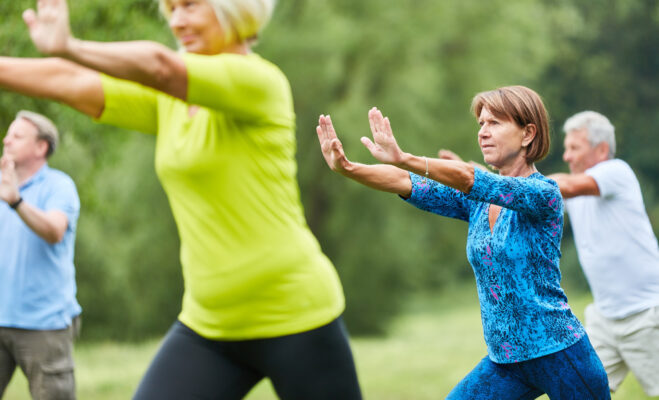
[169,8,186,31]
[477,126,489,140]
[562,150,570,162]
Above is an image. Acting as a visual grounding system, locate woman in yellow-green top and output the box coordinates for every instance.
[0,0,362,398]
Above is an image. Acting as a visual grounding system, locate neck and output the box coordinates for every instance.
[498,159,537,177]
[221,41,251,55]
[15,159,46,186]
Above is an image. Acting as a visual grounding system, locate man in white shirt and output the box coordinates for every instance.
[550,111,659,396]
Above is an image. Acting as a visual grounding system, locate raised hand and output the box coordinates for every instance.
[23,0,72,56]
[0,156,20,205]
[361,107,405,165]
[316,115,354,174]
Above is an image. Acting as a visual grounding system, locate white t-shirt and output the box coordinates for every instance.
[565,159,659,319]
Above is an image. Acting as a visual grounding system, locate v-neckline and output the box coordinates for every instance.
[188,105,200,118]
[487,203,503,235]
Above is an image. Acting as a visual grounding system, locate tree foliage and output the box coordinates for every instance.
[0,0,656,339]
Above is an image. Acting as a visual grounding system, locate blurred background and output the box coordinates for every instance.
[0,0,657,343]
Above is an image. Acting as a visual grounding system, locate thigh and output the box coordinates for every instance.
[584,304,628,391]
[252,317,362,400]
[618,305,659,396]
[0,331,17,396]
[446,356,541,400]
[529,336,610,400]
[10,327,76,400]
[133,321,263,400]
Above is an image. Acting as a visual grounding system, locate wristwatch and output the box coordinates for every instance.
[9,197,23,210]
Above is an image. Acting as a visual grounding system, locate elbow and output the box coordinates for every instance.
[45,231,66,245]
[458,164,476,194]
[153,48,187,100]
[559,183,577,199]
[45,224,67,244]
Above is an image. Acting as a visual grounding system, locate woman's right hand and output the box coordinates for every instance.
[316,115,354,175]
[23,0,73,56]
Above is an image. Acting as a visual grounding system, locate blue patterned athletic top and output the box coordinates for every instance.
[405,168,585,363]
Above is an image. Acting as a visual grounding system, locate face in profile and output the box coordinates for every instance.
[563,129,600,174]
[2,118,44,162]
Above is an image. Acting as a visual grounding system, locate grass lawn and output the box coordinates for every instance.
[5,285,653,399]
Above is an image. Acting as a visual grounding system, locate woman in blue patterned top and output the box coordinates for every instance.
[316,86,609,399]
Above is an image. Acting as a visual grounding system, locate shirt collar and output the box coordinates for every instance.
[20,163,50,190]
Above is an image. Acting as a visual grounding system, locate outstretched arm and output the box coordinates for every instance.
[24,0,187,100]
[361,108,475,193]
[316,115,412,197]
[548,173,600,198]
[0,56,103,117]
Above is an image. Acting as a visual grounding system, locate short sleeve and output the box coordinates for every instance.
[43,173,80,232]
[586,159,633,199]
[97,74,159,135]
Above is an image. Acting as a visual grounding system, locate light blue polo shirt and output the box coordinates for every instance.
[0,164,81,330]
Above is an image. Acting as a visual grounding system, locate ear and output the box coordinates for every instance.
[595,141,610,160]
[34,139,49,159]
[522,124,537,147]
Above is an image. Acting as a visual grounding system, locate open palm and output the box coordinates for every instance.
[23,0,72,56]
[316,115,354,174]
[361,107,404,165]
[0,157,19,204]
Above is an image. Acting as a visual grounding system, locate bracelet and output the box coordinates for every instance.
[424,156,429,181]
[9,197,23,210]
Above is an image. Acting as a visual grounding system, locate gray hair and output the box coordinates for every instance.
[159,0,276,46]
[563,111,616,158]
[16,110,59,158]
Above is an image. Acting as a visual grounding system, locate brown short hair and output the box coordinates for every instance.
[471,86,550,163]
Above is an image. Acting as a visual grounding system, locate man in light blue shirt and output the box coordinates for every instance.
[0,110,81,399]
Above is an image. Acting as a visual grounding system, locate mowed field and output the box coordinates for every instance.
[5,285,651,399]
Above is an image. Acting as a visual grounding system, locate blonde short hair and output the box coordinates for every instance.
[16,110,59,158]
[471,86,551,164]
[159,0,276,45]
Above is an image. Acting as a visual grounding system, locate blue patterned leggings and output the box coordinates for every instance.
[447,336,610,399]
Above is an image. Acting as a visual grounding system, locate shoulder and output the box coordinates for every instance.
[42,167,79,195]
[527,172,561,195]
[587,159,638,195]
[44,167,75,184]
[185,53,286,78]
[587,159,634,178]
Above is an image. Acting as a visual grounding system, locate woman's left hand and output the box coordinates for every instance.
[23,0,73,56]
[361,107,406,166]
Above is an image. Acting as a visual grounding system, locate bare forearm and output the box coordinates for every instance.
[14,202,68,244]
[548,173,600,198]
[341,163,412,197]
[65,39,187,99]
[397,153,475,193]
[0,56,104,117]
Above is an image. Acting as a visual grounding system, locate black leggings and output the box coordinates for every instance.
[133,317,362,400]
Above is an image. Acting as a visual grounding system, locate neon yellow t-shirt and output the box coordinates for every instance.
[98,53,344,339]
